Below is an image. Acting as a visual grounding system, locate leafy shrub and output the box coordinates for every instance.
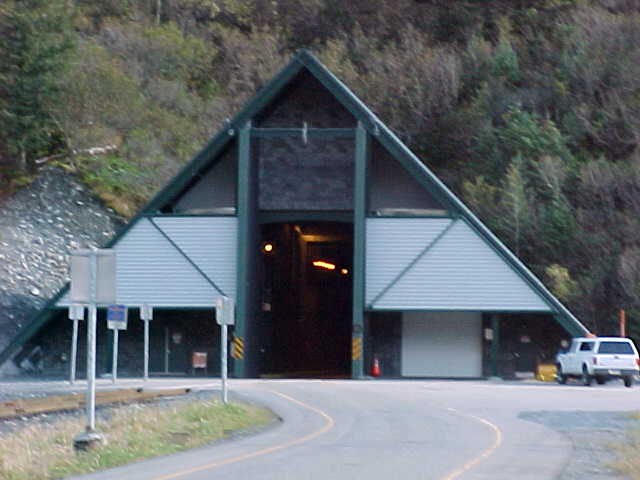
[54,42,143,152]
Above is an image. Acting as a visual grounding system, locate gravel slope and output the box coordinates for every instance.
[520,411,634,479]
[0,167,123,372]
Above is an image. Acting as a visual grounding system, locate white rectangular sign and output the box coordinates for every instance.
[140,303,153,321]
[216,297,235,325]
[68,304,85,321]
[70,255,90,303]
[96,252,117,304]
[70,249,116,304]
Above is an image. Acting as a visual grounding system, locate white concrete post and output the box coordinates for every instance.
[141,304,152,381]
[70,319,79,385]
[221,323,228,404]
[112,329,119,384]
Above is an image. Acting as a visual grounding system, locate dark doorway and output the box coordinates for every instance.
[149,310,220,376]
[258,222,353,377]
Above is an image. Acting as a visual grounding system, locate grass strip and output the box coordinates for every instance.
[0,399,274,480]
[611,412,640,479]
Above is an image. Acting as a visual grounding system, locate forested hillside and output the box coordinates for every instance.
[1,0,639,335]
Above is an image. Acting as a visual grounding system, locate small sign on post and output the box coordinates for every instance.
[215,296,234,404]
[70,248,116,451]
[68,304,85,385]
[216,296,235,326]
[140,304,153,382]
[71,250,116,305]
[141,304,153,321]
[192,352,208,376]
[107,305,128,330]
[107,305,127,384]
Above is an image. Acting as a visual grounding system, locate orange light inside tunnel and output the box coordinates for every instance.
[312,260,336,270]
[340,268,349,275]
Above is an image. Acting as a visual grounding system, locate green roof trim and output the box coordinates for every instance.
[0,49,588,368]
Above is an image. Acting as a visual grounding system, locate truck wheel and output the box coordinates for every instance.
[624,376,634,388]
[596,376,606,385]
[556,364,567,384]
[582,366,592,386]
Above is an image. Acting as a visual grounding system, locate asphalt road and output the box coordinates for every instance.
[43,378,637,480]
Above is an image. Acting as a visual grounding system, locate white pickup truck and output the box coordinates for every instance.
[556,337,639,387]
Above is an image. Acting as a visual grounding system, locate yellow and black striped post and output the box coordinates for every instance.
[231,336,245,360]
[352,335,363,362]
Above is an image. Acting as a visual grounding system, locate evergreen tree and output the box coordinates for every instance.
[0,0,75,173]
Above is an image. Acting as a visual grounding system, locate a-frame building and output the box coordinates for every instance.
[0,50,588,379]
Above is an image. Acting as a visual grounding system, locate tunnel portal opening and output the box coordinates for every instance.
[258,222,353,377]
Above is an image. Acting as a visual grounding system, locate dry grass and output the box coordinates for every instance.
[612,435,640,479]
[611,413,640,479]
[0,399,274,480]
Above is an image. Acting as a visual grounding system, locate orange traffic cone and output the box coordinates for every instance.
[371,356,381,377]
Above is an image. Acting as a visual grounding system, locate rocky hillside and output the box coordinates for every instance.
[0,166,123,364]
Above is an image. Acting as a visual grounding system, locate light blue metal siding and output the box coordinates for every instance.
[366,218,452,305]
[366,218,551,311]
[57,217,237,307]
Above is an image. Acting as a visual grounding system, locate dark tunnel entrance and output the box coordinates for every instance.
[257,222,353,377]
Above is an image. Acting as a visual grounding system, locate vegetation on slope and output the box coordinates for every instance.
[1,0,640,333]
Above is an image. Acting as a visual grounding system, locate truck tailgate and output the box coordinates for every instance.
[596,355,636,369]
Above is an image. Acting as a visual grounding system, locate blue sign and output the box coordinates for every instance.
[107,305,128,330]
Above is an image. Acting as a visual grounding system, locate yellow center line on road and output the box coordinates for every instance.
[440,408,503,480]
[152,390,335,480]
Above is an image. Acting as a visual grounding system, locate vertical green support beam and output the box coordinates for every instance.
[234,122,251,378]
[490,314,500,378]
[352,121,368,378]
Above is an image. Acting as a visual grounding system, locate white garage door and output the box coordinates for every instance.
[401,312,482,377]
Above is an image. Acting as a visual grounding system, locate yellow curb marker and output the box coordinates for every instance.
[352,336,362,360]
[153,390,335,480]
[440,407,503,480]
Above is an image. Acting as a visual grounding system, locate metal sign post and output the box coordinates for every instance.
[70,248,116,450]
[216,297,234,404]
[140,304,153,381]
[71,319,79,384]
[107,305,128,384]
[68,304,85,384]
[221,322,228,404]
[87,253,98,431]
[112,329,119,383]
